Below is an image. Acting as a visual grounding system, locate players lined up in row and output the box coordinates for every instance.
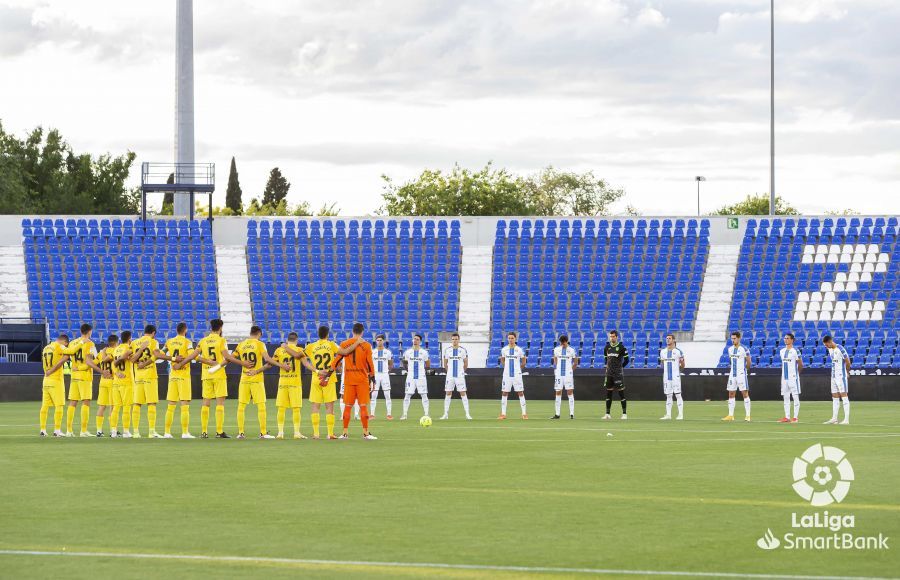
[37,321,854,439]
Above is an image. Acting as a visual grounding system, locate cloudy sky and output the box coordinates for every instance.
[2,0,898,215]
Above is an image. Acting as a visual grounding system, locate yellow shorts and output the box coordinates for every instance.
[238,380,266,404]
[276,385,302,408]
[133,377,159,405]
[309,382,337,404]
[202,377,228,399]
[68,376,93,401]
[166,376,192,402]
[97,383,114,406]
[113,382,134,406]
[42,380,65,407]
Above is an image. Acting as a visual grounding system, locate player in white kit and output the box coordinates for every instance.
[659,334,685,420]
[441,333,472,420]
[400,334,430,420]
[778,332,803,423]
[550,334,578,419]
[723,331,752,422]
[371,334,393,420]
[822,335,851,425]
[499,331,528,420]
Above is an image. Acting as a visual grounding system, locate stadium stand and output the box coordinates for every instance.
[21,218,218,340]
[489,218,710,369]
[246,219,462,365]
[724,217,899,368]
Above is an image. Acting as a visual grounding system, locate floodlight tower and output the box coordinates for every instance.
[174,0,195,217]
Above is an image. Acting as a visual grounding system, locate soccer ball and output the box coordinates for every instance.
[419,416,433,427]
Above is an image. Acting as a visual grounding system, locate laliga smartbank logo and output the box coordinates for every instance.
[755,444,890,552]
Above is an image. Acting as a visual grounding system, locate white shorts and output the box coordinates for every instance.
[405,378,428,396]
[726,375,748,392]
[830,376,849,395]
[445,376,467,392]
[781,379,801,396]
[373,375,391,394]
[501,376,524,393]
[554,376,574,391]
[663,379,682,395]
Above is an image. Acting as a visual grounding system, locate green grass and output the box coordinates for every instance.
[1,399,898,579]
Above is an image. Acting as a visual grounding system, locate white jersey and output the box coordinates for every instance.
[443,346,468,379]
[660,347,684,382]
[779,347,802,383]
[553,345,578,378]
[828,344,850,381]
[727,345,749,379]
[501,345,526,379]
[373,348,392,376]
[403,348,429,381]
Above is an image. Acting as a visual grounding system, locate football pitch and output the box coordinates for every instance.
[1,400,898,580]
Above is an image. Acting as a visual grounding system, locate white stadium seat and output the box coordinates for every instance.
[806,311,819,321]
[878,253,889,263]
[808,302,821,312]
[844,311,857,321]
[861,300,873,311]
[820,282,832,292]
[835,272,848,282]
[832,311,845,321]
[833,281,846,292]
[841,254,853,263]
[858,311,870,321]
[848,300,860,311]
[796,301,808,312]
[827,254,838,263]
[875,262,887,273]
[845,281,858,292]
[793,311,805,321]
[868,243,880,254]
[801,254,813,264]
[814,254,826,264]
[819,311,832,321]
[860,272,872,283]
[824,291,836,302]
[871,310,883,321]
[874,300,886,311]
[834,301,847,312]
[811,291,823,301]
[797,291,810,302]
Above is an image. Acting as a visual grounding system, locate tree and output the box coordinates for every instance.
[225,157,243,214]
[159,173,175,215]
[379,163,626,216]
[261,167,290,206]
[713,193,798,216]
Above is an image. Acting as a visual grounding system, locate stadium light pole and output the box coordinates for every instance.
[175,0,195,219]
[695,176,706,217]
[769,0,775,216]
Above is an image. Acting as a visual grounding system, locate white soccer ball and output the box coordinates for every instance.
[419,416,433,427]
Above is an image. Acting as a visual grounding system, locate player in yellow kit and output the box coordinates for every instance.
[163,322,199,439]
[94,334,118,437]
[304,325,361,440]
[129,324,171,438]
[39,334,70,437]
[194,318,249,438]
[274,332,317,439]
[233,326,282,439]
[62,323,109,437]
[111,331,135,437]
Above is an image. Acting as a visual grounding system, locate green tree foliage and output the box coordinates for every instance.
[159,173,175,215]
[379,163,626,216]
[712,193,798,216]
[261,167,290,206]
[0,121,140,214]
[225,157,243,214]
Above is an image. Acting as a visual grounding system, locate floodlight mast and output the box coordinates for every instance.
[175,0,195,218]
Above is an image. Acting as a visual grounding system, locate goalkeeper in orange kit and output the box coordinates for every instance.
[329,322,377,440]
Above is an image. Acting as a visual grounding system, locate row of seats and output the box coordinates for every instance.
[22,219,212,239]
[249,219,461,239]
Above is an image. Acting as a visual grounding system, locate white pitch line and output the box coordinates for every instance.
[459,425,900,434]
[421,434,900,443]
[0,549,895,580]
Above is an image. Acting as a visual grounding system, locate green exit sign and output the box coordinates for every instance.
[727,218,739,229]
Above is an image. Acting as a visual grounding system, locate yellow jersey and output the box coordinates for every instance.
[273,345,302,387]
[112,343,134,383]
[131,335,161,380]
[234,338,267,384]
[41,342,67,383]
[62,337,97,376]
[305,340,339,387]
[97,346,114,386]
[195,333,228,380]
[164,335,194,380]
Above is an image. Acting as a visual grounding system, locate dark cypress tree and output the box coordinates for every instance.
[225,156,243,214]
[261,167,290,206]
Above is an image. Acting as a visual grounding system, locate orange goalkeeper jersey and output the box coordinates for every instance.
[334,338,374,382]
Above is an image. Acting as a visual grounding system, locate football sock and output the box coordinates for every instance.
[783,394,791,418]
[727,397,736,416]
[257,404,267,435]
[567,394,575,416]
[277,407,286,432]
[665,394,673,416]
[96,414,104,433]
[342,404,351,430]
[54,407,64,431]
[384,393,392,416]
[121,404,131,431]
[743,397,751,416]
[554,394,561,416]
[147,404,157,432]
[80,404,90,432]
[371,394,378,414]
[461,395,470,416]
[215,404,224,433]
[110,405,120,431]
[359,405,369,431]
[618,391,627,414]
[675,394,684,416]
[132,406,141,434]
[403,395,412,417]
[165,405,176,434]
[66,406,76,432]
[340,400,346,416]
[421,395,430,417]
[500,395,508,415]
[841,397,850,420]
[292,407,301,433]
[326,413,335,437]
[605,392,612,414]
[180,405,190,433]
[39,404,49,431]
[201,406,210,433]
[444,395,452,417]
[237,402,247,434]
[519,396,527,416]
[792,395,800,419]
[831,397,840,420]
[311,412,320,437]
